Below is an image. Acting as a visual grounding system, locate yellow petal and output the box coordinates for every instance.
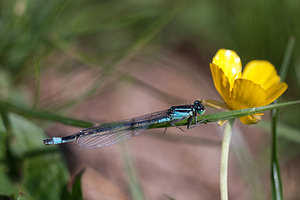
[239,114,263,125]
[264,82,288,105]
[212,49,242,87]
[210,63,230,105]
[204,99,229,110]
[242,61,280,90]
[229,79,267,110]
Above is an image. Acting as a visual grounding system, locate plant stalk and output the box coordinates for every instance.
[220,119,234,200]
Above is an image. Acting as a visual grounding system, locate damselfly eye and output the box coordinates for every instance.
[194,100,205,114]
[194,100,201,108]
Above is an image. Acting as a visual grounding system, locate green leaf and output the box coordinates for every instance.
[15,192,31,200]
[6,113,69,200]
[0,171,18,196]
[22,154,68,200]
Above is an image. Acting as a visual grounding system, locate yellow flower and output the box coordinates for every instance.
[210,49,288,124]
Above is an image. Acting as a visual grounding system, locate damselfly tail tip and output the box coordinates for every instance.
[43,137,62,145]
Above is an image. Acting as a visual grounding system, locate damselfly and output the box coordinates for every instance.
[43,100,205,149]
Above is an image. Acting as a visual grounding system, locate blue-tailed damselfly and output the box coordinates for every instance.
[43,100,205,149]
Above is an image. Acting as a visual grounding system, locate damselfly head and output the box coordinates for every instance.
[194,100,205,115]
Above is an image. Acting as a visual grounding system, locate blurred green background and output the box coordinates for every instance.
[0,0,299,199]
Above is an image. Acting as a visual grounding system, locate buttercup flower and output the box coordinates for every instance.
[210,49,288,124]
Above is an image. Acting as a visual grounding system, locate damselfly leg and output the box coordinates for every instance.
[189,119,207,129]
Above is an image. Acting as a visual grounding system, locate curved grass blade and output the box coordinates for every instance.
[121,144,145,200]
[49,6,180,111]
[0,99,92,128]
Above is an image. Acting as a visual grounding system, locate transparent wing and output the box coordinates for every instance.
[77,109,170,149]
[77,124,149,149]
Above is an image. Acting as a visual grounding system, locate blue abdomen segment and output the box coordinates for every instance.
[44,137,62,145]
[44,136,76,145]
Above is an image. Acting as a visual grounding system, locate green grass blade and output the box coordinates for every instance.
[258,121,300,144]
[1,98,298,131]
[0,99,93,128]
[271,36,295,200]
[200,100,300,121]
[271,109,283,200]
[33,58,41,108]
[49,6,179,111]
[121,144,145,200]
[149,100,300,129]
[0,110,21,181]
[279,36,295,81]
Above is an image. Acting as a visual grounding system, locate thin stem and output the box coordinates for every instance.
[271,108,283,200]
[220,119,234,200]
[279,36,295,80]
[33,58,41,108]
[270,36,295,200]
[149,100,300,129]
[0,111,21,180]
[121,144,145,200]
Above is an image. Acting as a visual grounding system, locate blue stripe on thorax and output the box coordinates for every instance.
[170,109,193,120]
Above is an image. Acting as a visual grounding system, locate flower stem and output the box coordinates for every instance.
[270,35,295,200]
[220,119,234,200]
[271,108,283,200]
